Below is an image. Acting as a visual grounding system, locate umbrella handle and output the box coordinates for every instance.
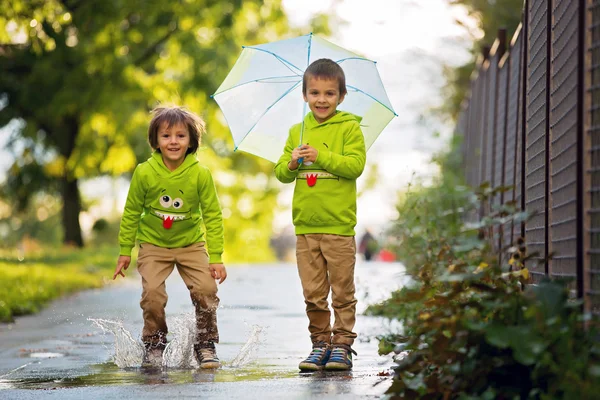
[297,145,303,164]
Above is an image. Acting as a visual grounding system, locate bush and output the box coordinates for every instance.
[369,141,600,399]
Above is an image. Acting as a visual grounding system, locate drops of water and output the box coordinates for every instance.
[228,325,264,368]
[163,313,197,368]
[89,318,144,368]
[89,316,265,370]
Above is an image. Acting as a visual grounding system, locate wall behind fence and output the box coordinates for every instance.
[457,0,598,316]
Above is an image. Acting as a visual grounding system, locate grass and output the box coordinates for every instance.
[0,245,120,322]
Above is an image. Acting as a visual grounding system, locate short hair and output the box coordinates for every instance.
[302,58,347,96]
[148,105,206,155]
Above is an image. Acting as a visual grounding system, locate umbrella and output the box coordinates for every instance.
[212,33,397,163]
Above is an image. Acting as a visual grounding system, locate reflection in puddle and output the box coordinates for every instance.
[0,362,298,389]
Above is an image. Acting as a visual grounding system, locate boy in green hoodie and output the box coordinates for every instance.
[274,58,366,371]
[113,105,226,369]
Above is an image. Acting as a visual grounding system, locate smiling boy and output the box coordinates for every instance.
[113,105,226,369]
[274,58,366,371]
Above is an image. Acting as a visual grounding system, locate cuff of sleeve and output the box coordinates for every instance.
[316,149,331,168]
[284,164,299,179]
[209,253,223,264]
[119,245,133,256]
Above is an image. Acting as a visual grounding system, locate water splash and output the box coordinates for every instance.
[90,317,265,370]
[89,318,144,368]
[163,313,197,368]
[229,325,264,368]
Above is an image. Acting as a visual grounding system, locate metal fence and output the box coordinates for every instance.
[457,0,598,316]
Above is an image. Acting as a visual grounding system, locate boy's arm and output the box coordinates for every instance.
[317,121,366,179]
[199,168,224,264]
[274,131,299,183]
[118,167,145,256]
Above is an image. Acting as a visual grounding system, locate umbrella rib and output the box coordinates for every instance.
[243,46,304,75]
[347,85,398,117]
[212,75,301,97]
[235,81,302,151]
[336,57,375,64]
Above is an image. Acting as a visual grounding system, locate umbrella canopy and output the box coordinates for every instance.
[212,33,397,163]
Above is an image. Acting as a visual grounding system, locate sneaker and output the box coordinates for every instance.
[325,344,356,371]
[299,342,331,371]
[194,342,221,369]
[142,345,165,368]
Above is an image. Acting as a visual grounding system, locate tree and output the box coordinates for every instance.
[0,1,330,255]
[441,0,523,121]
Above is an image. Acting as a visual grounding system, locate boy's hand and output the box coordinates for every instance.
[299,145,318,164]
[288,147,303,170]
[210,263,227,284]
[113,256,131,280]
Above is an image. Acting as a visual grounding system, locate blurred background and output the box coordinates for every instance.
[0,0,520,263]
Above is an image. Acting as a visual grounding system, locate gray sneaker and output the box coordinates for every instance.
[194,342,221,369]
[325,344,356,371]
[299,342,331,371]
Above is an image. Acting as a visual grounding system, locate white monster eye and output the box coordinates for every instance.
[159,195,173,208]
[172,198,184,209]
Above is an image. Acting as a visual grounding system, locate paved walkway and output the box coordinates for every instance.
[0,262,407,399]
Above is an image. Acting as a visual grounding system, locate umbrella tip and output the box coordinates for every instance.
[209,94,214,98]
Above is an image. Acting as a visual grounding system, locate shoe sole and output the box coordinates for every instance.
[324,362,352,371]
[199,361,221,369]
[298,362,324,371]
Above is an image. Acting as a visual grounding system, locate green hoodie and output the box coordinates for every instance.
[274,111,366,236]
[118,151,224,263]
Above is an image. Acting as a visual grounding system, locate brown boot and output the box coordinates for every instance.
[142,344,165,368]
[194,342,221,369]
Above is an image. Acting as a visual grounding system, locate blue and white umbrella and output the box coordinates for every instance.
[212,33,397,162]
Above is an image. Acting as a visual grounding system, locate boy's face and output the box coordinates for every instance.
[303,76,345,123]
[157,121,190,167]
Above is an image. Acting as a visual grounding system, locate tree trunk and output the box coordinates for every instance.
[54,116,84,247]
[61,175,84,247]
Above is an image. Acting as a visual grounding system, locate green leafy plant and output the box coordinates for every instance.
[369,142,600,399]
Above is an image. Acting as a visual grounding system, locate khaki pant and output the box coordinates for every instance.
[137,242,219,347]
[296,234,357,346]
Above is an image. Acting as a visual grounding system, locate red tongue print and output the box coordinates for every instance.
[307,174,317,187]
[163,216,173,229]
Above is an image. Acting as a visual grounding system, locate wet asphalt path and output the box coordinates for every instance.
[0,261,407,399]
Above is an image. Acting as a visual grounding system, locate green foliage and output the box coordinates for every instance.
[441,0,523,121]
[0,1,331,252]
[0,192,63,247]
[368,142,600,398]
[0,245,119,322]
[387,135,473,278]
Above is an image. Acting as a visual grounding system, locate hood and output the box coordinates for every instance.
[303,110,362,130]
[147,151,198,178]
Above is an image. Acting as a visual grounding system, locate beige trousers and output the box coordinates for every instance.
[137,242,219,348]
[296,234,357,346]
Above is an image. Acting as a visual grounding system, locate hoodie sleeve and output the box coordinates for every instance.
[274,129,299,183]
[198,167,224,264]
[317,120,366,179]
[118,166,146,256]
